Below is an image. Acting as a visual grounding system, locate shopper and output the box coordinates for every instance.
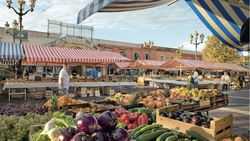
[58,64,70,95]
[221,72,231,90]
[192,70,199,88]
[238,74,245,88]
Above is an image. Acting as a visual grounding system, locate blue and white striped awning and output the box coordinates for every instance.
[77,0,172,24]
[77,0,249,50]
[186,0,249,50]
[0,42,24,64]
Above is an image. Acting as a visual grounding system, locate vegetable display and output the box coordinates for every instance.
[32,111,129,141]
[114,108,149,130]
[139,91,167,109]
[130,124,200,141]
[0,102,48,116]
[0,112,52,141]
[160,111,212,128]
[44,96,82,110]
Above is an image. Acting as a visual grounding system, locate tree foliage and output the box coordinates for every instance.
[202,36,240,63]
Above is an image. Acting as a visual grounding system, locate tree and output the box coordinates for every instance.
[202,36,240,63]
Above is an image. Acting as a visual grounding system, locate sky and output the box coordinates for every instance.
[0,0,212,51]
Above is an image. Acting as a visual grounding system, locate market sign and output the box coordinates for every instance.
[16,30,28,40]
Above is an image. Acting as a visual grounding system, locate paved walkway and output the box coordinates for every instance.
[210,89,250,139]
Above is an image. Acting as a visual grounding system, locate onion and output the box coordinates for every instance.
[97,111,117,131]
[76,114,98,134]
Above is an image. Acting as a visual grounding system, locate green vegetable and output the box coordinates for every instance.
[130,124,147,138]
[133,124,162,138]
[53,112,74,127]
[51,95,58,111]
[31,130,50,141]
[156,132,174,141]
[186,130,209,141]
[136,129,166,141]
[0,112,52,141]
[116,122,126,128]
[165,135,178,141]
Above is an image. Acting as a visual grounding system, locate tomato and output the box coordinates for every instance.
[137,114,149,125]
[120,114,129,121]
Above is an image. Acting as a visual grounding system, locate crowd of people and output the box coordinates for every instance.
[188,69,247,91]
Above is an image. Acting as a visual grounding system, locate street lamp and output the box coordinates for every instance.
[5,0,37,79]
[5,20,19,42]
[5,0,37,44]
[190,31,205,60]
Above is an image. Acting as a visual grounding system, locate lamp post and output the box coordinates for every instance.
[5,0,37,44]
[5,0,36,79]
[5,20,19,42]
[190,31,205,60]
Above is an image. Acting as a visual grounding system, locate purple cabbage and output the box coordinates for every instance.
[97,111,117,131]
[70,132,91,141]
[112,128,129,141]
[76,114,98,134]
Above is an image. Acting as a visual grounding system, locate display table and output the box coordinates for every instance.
[144,78,225,89]
[3,81,137,101]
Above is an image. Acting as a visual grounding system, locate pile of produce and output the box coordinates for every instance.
[32,111,129,141]
[130,124,200,141]
[222,135,248,141]
[170,87,219,101]
[160,111,212,128]
[44,96,82,110]
[0,112,52,141]
[114,108,149,130]
[107,93,137,105]
[0,103,48,116]
[139,90,167,109]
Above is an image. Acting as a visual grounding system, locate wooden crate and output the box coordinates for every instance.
[156,109,233,141]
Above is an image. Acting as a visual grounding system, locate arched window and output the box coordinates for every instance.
[145,53,150,60]
[134,52,140,60]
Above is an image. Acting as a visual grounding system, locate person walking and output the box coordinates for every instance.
[238,74,245,88]
[221,72,231,91]
[192,70,199,88]
[58,64,70,95]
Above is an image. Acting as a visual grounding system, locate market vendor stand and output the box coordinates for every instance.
[143,78,224,89]
[156,106,233,141]
[3,80,137,101]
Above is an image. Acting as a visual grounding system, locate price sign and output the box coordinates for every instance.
[199,99,211,107]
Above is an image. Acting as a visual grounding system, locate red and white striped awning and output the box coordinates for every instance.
[23,44,129,65]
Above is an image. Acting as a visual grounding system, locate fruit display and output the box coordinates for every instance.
[107,93,137,106]
[31,111,130,141]
[170,87,219,101]
[160,111,212,128]
[130,124,200,141]
[139,90,167,109]
[44,96,82,110]
[114,108,149,130]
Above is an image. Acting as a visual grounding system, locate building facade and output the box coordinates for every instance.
[95,39,201,61]
[0,27,201,61]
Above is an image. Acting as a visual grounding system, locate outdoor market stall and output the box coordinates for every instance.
[160,59,250,72]
[2,43,136,101]
[3,81,137,101]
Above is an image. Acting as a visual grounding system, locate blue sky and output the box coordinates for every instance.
[0,0,211,51]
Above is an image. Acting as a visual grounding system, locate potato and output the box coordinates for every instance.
[234,136,244,141]
[222,138,233,141]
